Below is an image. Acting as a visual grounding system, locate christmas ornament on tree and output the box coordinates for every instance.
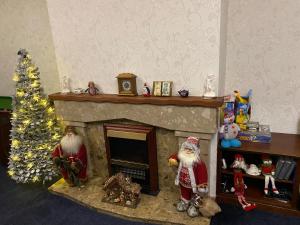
[8,49,62,183]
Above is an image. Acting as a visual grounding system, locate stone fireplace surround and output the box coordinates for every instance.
[48,93,222,225]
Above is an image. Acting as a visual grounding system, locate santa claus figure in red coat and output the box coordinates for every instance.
[52,126,88,186]
[168,136,208,217]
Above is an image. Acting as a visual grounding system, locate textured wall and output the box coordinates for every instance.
[46,0,222,96]
[0,0,60,96]
[225,0,300,134]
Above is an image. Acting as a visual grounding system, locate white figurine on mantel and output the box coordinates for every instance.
[61,75,71,93]
[203,74,216,98]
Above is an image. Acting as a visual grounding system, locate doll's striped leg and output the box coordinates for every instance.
[270,176,279,194]
[264,175,270,195]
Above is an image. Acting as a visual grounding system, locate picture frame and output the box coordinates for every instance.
[152,81,162,96]
[161,81,172,96]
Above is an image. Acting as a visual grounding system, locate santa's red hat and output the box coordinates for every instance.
[187,136,199,146]
[181,136,200,154]
[234,154,244,161]
[261,154,271,161]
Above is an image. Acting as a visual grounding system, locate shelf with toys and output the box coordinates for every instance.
[217,134,300,215]
[221,168,293,185]
[218,179,293,209]
[217,91,300,215]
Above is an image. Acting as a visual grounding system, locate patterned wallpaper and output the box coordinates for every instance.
[46,0,222,96]
[225,0,300,134]
[2,0,298,134]
[0,0,60,95]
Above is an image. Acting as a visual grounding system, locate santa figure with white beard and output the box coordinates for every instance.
[52,126,88,186]
[168,136,208,217]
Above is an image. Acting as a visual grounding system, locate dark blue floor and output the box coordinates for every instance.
[0,165,154,225]
[1,163,300,225]
[211,197,300,225]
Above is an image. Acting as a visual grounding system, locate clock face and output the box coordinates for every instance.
[122,80,131,91]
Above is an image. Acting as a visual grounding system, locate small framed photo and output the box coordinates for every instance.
[152,81,162,96]
[161,81,172,96]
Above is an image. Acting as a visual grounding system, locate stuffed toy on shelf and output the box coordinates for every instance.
[85,81,99,96]
[219,110,241,148]
[230,154,256,211]
[261,154,279,195]
[142,83,151,97]
[234,90,252,130]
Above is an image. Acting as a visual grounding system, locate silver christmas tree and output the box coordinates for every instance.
[8,49,62,183]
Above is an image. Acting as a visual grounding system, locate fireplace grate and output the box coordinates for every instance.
[104,123,159,195]
[112,165,146,180]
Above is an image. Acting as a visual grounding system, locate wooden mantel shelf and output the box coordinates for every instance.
[48,92,223,108]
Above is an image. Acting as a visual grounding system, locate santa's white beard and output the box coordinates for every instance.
[178,148,200,167]
[60,134,82,154]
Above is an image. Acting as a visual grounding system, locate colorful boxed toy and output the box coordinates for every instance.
[220,94,235,124]
[238,125,271,143]
[246,121,259,131]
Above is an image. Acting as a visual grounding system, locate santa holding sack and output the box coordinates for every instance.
[168,136,208,217]
[52,126,88,186]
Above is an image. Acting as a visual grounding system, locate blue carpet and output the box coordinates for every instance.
[1,163,300,225]
[211,199,300,225]
[0,165,154,225]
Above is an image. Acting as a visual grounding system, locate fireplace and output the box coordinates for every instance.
[48,93,223,225]
[104,123,159,195]
[49,93,223,197]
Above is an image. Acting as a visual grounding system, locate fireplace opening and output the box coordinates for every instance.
[104,123,159,195]
[109,137,148,164]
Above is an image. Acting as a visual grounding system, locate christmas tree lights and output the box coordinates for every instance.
[8,49,62,183]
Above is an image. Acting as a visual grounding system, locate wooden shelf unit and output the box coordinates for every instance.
[216,132,300,216]
[221,169,293,184]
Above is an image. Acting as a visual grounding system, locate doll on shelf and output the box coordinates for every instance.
[235,107,249,130]
[261,154,279,195]
[142,83,151,97]
[234,90,251,130]
[86,81,99,96]
[230,154,256,211]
